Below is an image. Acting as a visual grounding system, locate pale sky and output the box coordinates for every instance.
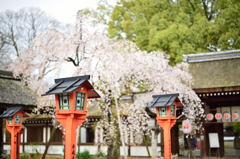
[0,0,116,24]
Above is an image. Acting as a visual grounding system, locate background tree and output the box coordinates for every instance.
[9,7,205,158]
[108,0,240,65]
[9,29,71,105]
[74,34,205,159]
[0,7,64,67]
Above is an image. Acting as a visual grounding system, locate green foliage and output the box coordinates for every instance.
[31,153,41,159]
[95,152,107,159]
[19,153,41,159]
[77,151,94,159]
[76,151,107,159]
[0,154,9,159]
[20,153,31,159]
[233,122,240,135]
[108,0,240,65]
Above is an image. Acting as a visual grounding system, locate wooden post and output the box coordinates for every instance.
[157,119,176,159]
[57,115,86,159]
[156,107,176,159]
[7,125,22,159]
[6,112,25,159]
[148,94,182,159]
[43,75,100,159]
[200,133,206,159]
[151,130,157,159]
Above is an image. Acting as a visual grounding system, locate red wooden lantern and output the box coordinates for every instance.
[148,93,183,159]
[43,75,100,159]
[0,107,28,159]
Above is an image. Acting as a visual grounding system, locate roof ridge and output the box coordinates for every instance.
[152,93,179,98]
[184,49,240,63]
[55,75,90,83]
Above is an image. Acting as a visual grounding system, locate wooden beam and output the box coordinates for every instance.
[194,86,240,93]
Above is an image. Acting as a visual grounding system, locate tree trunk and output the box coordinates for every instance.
[144,134,151,157]
[114,96,127,159]
[41,126,57,159]
[107,143,114,159]
[151,130,157,159]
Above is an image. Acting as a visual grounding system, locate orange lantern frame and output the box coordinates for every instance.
[148,93,183,159]
[43,75,100,159]
[0,107,28,159]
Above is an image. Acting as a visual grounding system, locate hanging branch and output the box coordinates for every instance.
[65,45,81,66]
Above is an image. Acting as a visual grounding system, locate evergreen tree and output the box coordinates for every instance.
[108,0,240,65]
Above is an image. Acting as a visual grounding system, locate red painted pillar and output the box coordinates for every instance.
[157,117,176,159]
[43,76,100,159]
[64,117,77,159]
[6,112,24,159]
[11,128,17,159]
[7,126,22,159]
[156,107,176,159]
[160,120,174,159]
[57,114,86,159]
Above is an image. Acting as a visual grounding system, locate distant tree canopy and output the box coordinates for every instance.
[108,0,240,65]
[0,7,64,67]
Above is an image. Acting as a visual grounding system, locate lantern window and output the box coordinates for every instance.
[159,107,167,117]
[59,94,70,110]
[170,105,175,116]
[8,117,12,124]
[15,115,21,124]
[75,92,85,110]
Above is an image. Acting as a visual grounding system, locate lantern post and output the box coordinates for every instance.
[43,75,100,159]
[0,107,28,159]
[147,94,183,159]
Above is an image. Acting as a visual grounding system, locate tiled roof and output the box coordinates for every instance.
[43,75,100,98]
[148,93,179,107]
[0,107,22,117]
[185,50,240,89]
[184,49,240,63]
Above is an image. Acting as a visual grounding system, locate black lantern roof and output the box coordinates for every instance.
[42,75,100,98]
[0,107,22,118]
[148,93,180,107]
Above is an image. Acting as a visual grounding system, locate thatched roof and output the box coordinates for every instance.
[0,70,37,108]
[185,50,240,89]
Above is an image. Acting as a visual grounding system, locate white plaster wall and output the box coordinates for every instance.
[79,145,108,155]
[3,145,10,154]
[80,127,87,143]
[24,145,46,154]
[48,145,64,155]
[4,144,161,157]
[128,146,161,156]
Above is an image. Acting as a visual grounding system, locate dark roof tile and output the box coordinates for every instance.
[43,75,100,98]
[148,93,179,107]
[0,107,22,117]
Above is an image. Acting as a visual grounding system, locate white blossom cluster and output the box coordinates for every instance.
[9,15,205,145]
[32,105,65,132]
[74,35,205,144]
